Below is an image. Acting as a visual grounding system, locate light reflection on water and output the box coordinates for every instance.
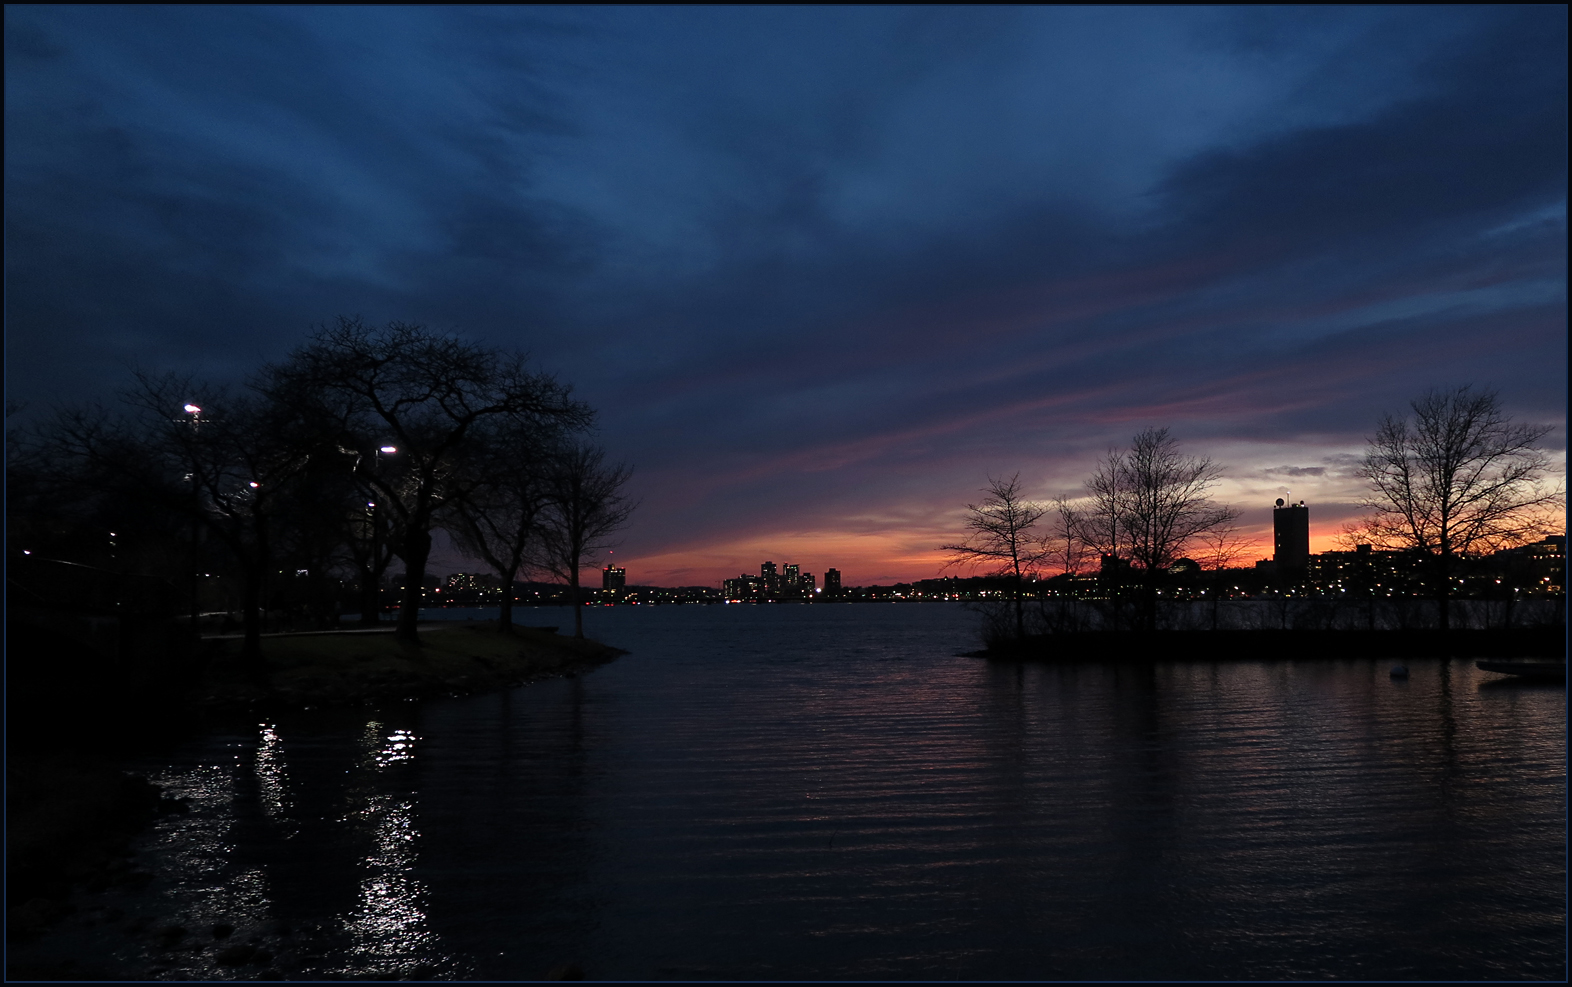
[108,715,459,979]
[116,604,1563,980]
[340,722,439,976]
[254,724,291,826]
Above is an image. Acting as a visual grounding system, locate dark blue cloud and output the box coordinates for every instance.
[6,5,1564,581]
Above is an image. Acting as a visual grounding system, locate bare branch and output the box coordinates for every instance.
[1352,385,1563,630]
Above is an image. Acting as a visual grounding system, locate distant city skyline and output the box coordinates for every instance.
[427,531,1563,601]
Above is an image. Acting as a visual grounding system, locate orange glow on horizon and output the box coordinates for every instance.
[604,530,1362,587]
[616,528,958,587]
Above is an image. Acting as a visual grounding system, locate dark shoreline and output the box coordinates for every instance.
[5,617,624,959]
[193,620,625,712]
[975,627,1567,661]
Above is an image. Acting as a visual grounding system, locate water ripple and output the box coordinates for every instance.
[116,605,1564,980]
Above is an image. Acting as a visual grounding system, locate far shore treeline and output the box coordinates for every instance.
[7,317,634,667]
[943,388,1564,648]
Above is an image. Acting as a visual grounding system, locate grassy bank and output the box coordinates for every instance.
[198,620,625,708]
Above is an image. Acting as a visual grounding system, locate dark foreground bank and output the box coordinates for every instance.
[979,626,1567,661]
[5,615,622,957]
[195,620,625,709]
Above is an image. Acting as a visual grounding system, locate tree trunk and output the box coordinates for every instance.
[397,526,432,644]
[358,564,381,625]
[240,516,273,676]
[1436,551,1452,632]
[500,576,515,633]
[569,564,584,638]
[1012,573,1025,639]
[240,566,264,673]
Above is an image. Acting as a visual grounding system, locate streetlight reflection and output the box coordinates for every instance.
[340,721,441,977]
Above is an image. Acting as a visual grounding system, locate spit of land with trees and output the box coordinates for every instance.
[6,318,637,930]
[8,317,636,718]
[943,387,1565,657]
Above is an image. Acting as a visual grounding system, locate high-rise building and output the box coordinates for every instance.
[824,568,841,597]
[761,561,779,596]
[725,573,765,601]
[602,566,626,597]
[1273,498,1310,579]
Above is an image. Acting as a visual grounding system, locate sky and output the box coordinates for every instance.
[6,5,1566,586]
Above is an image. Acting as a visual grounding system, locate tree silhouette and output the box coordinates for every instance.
[1071,428,1239,631]
[122,373,322,670]
[942,474,1048,640]
[1355,385,1560,631]
[535,441,635,639]
[1198,520,1252,631]
[446,419,562,633]
[266,318,590,643]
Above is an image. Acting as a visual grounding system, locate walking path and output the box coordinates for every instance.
[200,623,455,641]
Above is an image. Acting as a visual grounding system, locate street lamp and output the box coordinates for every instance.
[182,403,203,629]
[363,444,399,622]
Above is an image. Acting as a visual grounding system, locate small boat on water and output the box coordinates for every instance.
[1475,660,1566,682]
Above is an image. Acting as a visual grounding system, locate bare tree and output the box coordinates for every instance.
[31,373,323,670]
[1069,428,1240,630]
[1047,498,1097,578]
[19,402,191,616]
[1197,520,1252,631]
[1071,448,1135,629]
[265,318,591,643]
[942,474,1048,640]
[535,442,635,639]
[1032,499,1098,634]
[446,419,560,633]
[1355,385,1561,631]
[339,478,398,626]
[121,373,321,669]
[1076,448,1130,562]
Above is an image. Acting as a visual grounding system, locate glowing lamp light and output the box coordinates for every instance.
[379,445,398,454]
[249,481,260,488]
[184,404,201,414]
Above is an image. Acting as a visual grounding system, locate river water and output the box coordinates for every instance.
[49,604,1571,979]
